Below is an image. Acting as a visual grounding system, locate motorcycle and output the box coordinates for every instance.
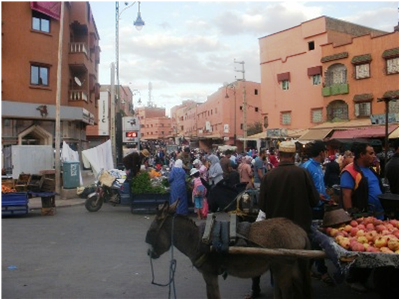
[84,169,130,212]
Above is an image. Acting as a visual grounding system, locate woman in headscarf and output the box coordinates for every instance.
[168,159,188,215]
[207,154,224,186]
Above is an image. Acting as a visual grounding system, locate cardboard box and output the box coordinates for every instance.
[41,207,56,216]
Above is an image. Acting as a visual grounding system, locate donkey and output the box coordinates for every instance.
[146,201,312,298]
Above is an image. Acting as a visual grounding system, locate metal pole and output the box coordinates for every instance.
[110,63,116,167]
[234,60,247,151]
[55,3,65,194]
[384,99,389,167]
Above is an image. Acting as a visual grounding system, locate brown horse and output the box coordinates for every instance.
[146,201,312,298]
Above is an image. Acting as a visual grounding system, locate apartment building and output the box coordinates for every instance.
[136,106,173,140]
[2,2,100,151]
[170,81,262,151]
[259,16,394,138]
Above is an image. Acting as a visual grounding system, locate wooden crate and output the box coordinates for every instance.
[15,173,31,192]
[41,178,55,192]
[2,179,15,189]
[27,174,44,192]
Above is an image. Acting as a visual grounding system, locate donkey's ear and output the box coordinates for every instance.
[157,201,170,217]
[169,198,180,213]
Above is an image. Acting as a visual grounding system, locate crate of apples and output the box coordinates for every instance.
[324,216,399,254]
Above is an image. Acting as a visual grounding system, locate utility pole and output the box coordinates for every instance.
[55,3,65,194]
[234,59,247,151]
[110,62,116,167]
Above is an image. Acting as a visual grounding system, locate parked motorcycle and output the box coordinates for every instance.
[85,169,130,212]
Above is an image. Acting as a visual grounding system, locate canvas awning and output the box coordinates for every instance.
[330,125,398,139]
[298,129,333,142]
[389,127,399,139]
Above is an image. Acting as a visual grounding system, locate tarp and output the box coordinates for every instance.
[82,140,114,176]
[330,125,398,139]
[298,129,333,142]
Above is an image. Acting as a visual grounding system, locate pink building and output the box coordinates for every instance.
[259,16,389,136]
[136,106,173,140]
[171,80,262,152]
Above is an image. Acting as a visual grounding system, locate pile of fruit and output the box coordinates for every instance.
[324,216,399,254]
[2,184,16,193]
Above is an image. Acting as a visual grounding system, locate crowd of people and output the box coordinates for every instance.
[123,138,399,297]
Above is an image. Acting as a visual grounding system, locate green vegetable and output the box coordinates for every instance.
[130,172,168,194]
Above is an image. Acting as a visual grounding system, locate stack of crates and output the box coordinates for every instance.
[14,174,31,192]
[2,192,29,216]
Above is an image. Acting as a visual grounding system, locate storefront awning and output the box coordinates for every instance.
[298,129,333,142]
[389,127,399,139]
[330,125,398,139]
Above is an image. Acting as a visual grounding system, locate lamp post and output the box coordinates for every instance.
[377,94,398,167]
[225,83,237,146]
[234,59,247,151]
[113,1,145,165]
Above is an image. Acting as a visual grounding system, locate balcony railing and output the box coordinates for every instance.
[70,42,88,56]
[322,83,349,97]
[69,90,88,102]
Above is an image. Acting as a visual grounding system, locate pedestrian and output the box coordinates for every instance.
[324,155,340,188]
[268,149,279,168]
[122,149,150,180]
[385,139,399,194]
[253,149,267,189]
[246,141,320,298]
[340,142,385,292]
[220,149,233,179]
[301,141,335,286]
[190,168,207,220]
[238,156,254,189]
[177,147,192,173]
[340,150,353,170]
[168,159,189,215]
[207,154,224,186]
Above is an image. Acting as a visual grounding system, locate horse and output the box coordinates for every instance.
[145,201,312,298]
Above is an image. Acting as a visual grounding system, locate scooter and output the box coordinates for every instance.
[85,169,129,212]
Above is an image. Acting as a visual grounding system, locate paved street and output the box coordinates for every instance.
[2,204,381,299]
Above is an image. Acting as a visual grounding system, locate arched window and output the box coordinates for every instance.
[327,100,348,121]
[324,63,347,87]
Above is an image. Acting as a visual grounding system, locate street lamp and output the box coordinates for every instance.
[225,83,237,145]
[113,1,145,165]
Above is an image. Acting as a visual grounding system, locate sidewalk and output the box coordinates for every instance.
[28,195,86,210]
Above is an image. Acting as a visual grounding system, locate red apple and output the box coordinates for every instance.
[365,230,378,242]
[376,224,387,233]
[366,246,379,253]
[365,223,375,231]
[350,220,358,227]
[389,219,399,228]
[344,224,353,232]
[373,218,383,226]
[350,227,359,237]
[357,224,366,231]
[393,229,399,239]
[351,242,365,252]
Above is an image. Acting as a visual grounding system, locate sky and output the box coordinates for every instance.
[89,1,399,116]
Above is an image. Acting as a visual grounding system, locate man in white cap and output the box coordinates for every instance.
[246,140,319,298]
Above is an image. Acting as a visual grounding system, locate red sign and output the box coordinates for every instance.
[126,132,138,138]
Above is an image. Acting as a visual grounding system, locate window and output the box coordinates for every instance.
[311,108,323,123]
[386,57,399,74]
[32,10,50,33]
[324,63,347,87]
[312,74,321,85]
[355,63,370,79]
[281,112,291,125]
[282,80,289,90]
[308,41,315,51]
[389,100,399,114]
[30,64,49,86]
[355,102,371,117]
[255,107,259,112]
[327,100,348,121]
[255,89,258,95]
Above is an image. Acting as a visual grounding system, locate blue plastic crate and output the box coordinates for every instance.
[2,192,29,206]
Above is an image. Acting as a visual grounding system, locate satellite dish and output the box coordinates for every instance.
[74,77,82,87]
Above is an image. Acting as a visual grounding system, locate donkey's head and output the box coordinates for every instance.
[145,200,178,259]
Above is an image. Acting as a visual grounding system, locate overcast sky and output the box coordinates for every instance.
[90,1,399,116]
